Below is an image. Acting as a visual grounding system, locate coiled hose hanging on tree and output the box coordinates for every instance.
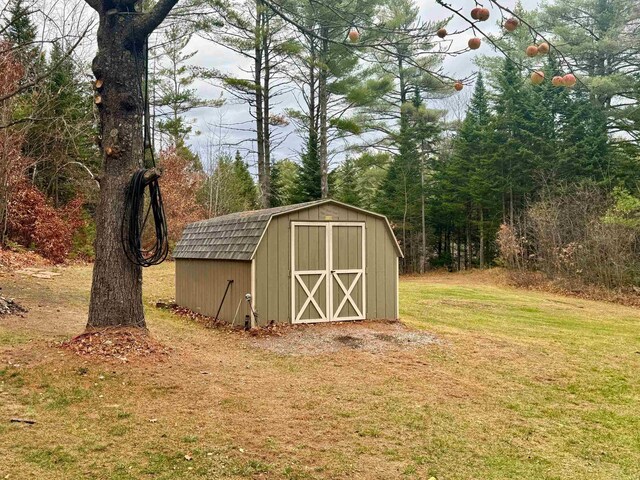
[121,169,169,267]
[120,32,168,267]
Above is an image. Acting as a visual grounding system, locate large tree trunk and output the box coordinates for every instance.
[262,7,271,207]
[85,0,178,329]
[420,146,426,274]
[479,205,485,269]
[318,26,329,199]
[254,0,267,208]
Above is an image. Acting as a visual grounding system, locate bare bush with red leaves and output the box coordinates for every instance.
[0,42,88,264]
[6,182,85,264]
[158,146,207,247]
[0,42,28,246]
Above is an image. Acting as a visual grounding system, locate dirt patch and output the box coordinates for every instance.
[14,268,62,279]
[59,327,171,363]
[247,321,438,356]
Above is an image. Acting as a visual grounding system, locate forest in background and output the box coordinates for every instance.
[0,0,639,288]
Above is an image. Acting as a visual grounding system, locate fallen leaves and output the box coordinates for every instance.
[59,328,171,363]
[0,247,50,272]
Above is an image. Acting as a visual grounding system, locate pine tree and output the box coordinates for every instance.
[23,41,96,207]
[557,87,610,184]
[4,0,39,79]
[542,0,640,141]
[233,150,258,208]
[153,23,222,150]
[5,0,36,46]
[295,137,322,202]
[270,159,300,207]
[449,73,497,268]
[333,157,361,207]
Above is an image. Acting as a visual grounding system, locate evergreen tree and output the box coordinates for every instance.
[449,73,497,267]
[332,157,361,207]
[23,41,96,207]
[295,137,322,202]
[233,150,258,208]
[153,23,222,150]
[4,0,39,79]
[542,0,640,141]
[270,159,300,207]
[201,153,258,215]
[557,87,610,184]
[5,0,35,44]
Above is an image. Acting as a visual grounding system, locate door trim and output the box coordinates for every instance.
[291,221,366,324]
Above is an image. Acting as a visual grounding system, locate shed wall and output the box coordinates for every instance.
[175,259,252,323]
[253,204,398,324]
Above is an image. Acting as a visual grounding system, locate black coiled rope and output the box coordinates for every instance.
[121,169,169,267]
[120,31,168,267]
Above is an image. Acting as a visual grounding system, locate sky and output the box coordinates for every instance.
[160,0,542,171]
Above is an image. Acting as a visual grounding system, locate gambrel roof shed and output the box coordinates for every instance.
[174,199,402,261]
[175,200,402,326]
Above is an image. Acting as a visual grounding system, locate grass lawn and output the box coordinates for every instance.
[0,264,639,479]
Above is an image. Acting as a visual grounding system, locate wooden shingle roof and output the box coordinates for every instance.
[174,199,403,260]
[173,200,327,261]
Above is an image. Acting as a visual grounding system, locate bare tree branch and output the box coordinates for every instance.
[83,0,101,12]
[133,0,181,40]
[0,25,91,104]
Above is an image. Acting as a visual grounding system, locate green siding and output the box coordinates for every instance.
[175,259,252,324]
[253,203,399,325]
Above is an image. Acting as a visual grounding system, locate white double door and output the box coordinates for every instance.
[291,222,365,323]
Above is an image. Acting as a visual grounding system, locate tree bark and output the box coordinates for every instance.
[420,144,426,274]
[318,25,329,199]
[479,206,485,269]
[254,0,267,208]
[86,0,178,329]
[261,7,271,207]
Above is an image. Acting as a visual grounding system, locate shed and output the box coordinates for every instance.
[174,199,402,326]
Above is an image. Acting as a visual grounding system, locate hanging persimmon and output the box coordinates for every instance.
[530,71,545,85]
[468,38,482,50]
[504,18,519,32]
[563,73,577,87]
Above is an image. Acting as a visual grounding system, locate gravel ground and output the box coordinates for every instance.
[246,321,439,356]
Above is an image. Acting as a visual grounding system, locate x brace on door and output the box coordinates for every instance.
[291,222,365,323]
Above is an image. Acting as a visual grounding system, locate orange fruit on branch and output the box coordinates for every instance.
[477,8,490,21]
[468,37,482,50]
[348,28,360,43]
[563,73,577,87]
[526,45,539,57]
[454,82,464,91]
[537,42,550,54]
[530,71,545,85]
[504,18,519,32]
[551,75,565,87]
[437,28,447,38]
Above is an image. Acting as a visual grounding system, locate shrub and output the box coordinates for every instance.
[6,181,85,263]
[497,186,640,289]
[158,146,206,248]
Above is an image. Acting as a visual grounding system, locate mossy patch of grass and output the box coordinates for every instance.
[24,446,76,469]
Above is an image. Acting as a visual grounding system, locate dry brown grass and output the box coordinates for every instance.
[0,264,638,479]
